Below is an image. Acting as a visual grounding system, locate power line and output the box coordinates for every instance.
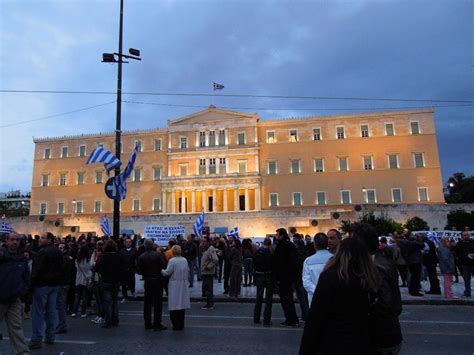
[1,89,472,104]
[0,101,116,128]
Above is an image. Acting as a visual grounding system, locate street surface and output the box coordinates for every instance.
[1,303,473,354]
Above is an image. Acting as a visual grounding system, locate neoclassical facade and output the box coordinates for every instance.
[30,107,444,220]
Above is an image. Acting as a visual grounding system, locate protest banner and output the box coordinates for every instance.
[144,225,186,246]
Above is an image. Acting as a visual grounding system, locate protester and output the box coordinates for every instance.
[327,229,342,254]
[72,245,92,318]
[454,230,474,297]
[222,238,232,295]
[392,237,408,287]
[90,241,105,324]
[56,242,73,333]
[422,235,441,295]
[437,238,456,299]
[161,245,191,330]
[242,239,255,287]
[293,236,309,322]
[228,237,243,299]
[119,237,138,302]
[0,232,30,354]
[183,235,198,287]
[200,236,219,309]
[253,237,274,326]
[401,230,424,296]
[165,239,176,261]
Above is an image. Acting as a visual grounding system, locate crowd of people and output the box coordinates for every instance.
[0,225,472,354]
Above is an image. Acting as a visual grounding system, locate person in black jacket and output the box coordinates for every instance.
[55,242,74,334]
[253,237,274,326]
[96,240,125,328]
[119,237,138,301]
[401,231,425,296]
[422,235,441,295]
[454,230,474,297]
[137,239,168,331]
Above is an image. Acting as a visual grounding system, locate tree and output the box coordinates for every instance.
[404,216,429,231]
[445,209,474,230]
[445,172,474,203]
[0,201,29,217]
[340,211,403,236]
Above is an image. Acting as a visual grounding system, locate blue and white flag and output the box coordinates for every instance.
[0,219,15,234]
[86,146,121,176]
[114,144,139,201]
[213,82,225,90]
[193,210,205,237]
[100,216,111,237]
[228,227,239,239]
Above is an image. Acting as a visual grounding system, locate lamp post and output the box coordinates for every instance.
[102,0,141,239]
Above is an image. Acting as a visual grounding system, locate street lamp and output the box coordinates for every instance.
[102,0,141,239]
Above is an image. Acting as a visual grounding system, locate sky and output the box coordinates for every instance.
[0,0,472,193]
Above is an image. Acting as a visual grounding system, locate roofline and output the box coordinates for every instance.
[168,105,259,125]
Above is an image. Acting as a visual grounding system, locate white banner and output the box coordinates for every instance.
[144,225,186,246]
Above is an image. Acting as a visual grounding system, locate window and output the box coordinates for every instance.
[385,123,395,136]
[410,121,420,135]
[94,201,102,213]
[41,174,49,187]
[338,157,348,171]
[154,139,162,151]
[267,131,276,143]
[219,158,226,174]
[336,126,345,139]
[57,202,64,214]
[361,125,369,138]
[392,188,402,203]
[289,129,298,142]
[237,132,246,145]
[316,191,326,205]
[219,130,226,146]
[292,192,302,206]
[180,164,188,176]
[209,131,216,147]
[291,159,300,174]
[388,154,399,169]
[79,145,86,157]
[238,161,247,173]
[341,190,351,204]
[133,199,141,211]
[313,128,321,141]
[199,159,206,175]
[44,148,51,160]
[153,198,161,211]
[268,161,277,175]
[314,158,324,173]
[180,136,188,149]
[59,173,67,186]
[153,167,161,181]
[269,193,279,207]
[414,153,425,168]
[418,187,429,202]
[199,132,206,147]
[209,159,216,174]
[61,146,68,158]
[135,140,142,152]
[365,189,376,204]
[75,201,83,213]
[96,171,103,184]
[40,203,47,215]
[363,156,373,170]
[133,168,141,182]
[77,172,85,185]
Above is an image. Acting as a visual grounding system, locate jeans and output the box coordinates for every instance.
[243,258,253,285]
[144,279,164,327]
[460,265,474,296]
[31,286,60,344]
[253,272,273,324]
[188,257,201,286]
[73,285,90,315]
[56,285,69,331]
[201,275,214,307]
[99,283,119,327]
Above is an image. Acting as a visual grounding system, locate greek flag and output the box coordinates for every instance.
[228,227,239,239]
[101,216,111,237]
[0,219,15,234]
[86,146,121,175]
[114,144,139,201]
[213,82,225,90]
[193,210,205,237]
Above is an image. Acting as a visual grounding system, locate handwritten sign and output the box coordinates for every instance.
[144,225,186,246]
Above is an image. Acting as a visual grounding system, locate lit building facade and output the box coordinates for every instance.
[30,107,444,221]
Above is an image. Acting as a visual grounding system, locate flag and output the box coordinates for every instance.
[228,227,239,239]
[86,146,121,176]
[115,144,139,201]
[213,82,225,90]
[0,219,15,234]
[193,210,205,237]
[101,216,111,237]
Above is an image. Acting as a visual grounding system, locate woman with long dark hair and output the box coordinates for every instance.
[300,237,379,355]
[72,245,92,318]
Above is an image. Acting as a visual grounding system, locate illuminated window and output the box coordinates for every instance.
[289,129,298,142]
[267,131,276,143]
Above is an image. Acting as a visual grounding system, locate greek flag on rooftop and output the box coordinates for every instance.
[101,216,111,237]
[114,144,139,201]
[0,219,15,234]
[213,82,225,90]
[193,210,205,237]
[86,146,121,175]
[228,227,239,239]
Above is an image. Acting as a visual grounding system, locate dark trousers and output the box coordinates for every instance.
[408,263,422,295]
[201,275,214,307]
[253,273,273,324]
[121,271,136,299]
[279,280,298,325]
[293,281,309,321]
[218,258,224,282]
[460,265,474,296]
[144,279,164,327]
[425,263,441,292]
[73,285,90,315]
[243,258,254,285]
[99,283,119,327]
[223,260,231,293]
[397,265,408,286]
[169,310,185,330]
[229,265,242,297]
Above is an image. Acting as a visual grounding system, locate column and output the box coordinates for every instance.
[234,188,239,211]
[202,189,206,212]
[171,190,176,213]
[212,188,217,212]
[191,190,196,212]
[162,190,167,213]
[181,190,186,213]
[223,188,228,212]
[255,186,261,211]
[245,188,250,211]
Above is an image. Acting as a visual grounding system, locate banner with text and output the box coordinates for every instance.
[144,225,186,246]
